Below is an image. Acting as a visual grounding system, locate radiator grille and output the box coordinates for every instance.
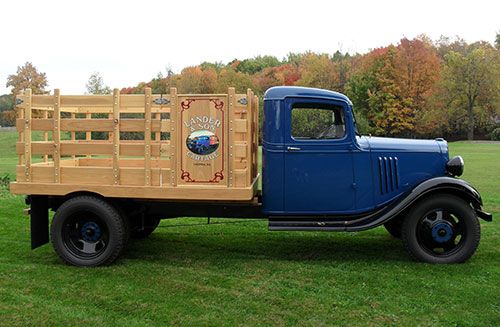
[378,156,399,194]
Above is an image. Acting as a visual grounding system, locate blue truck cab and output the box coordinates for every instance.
[261,86,491,263]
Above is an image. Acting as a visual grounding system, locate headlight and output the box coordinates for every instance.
[446,156,464,177]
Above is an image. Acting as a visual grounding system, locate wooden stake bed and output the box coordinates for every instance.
[10,87,260,201]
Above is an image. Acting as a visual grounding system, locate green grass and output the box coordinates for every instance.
[0,131,498,326]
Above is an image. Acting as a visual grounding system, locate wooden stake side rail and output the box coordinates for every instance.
[11,87,259,202]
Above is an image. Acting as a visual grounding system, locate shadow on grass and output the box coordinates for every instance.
[122,223,408,265]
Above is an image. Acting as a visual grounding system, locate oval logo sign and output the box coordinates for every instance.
[186,130,219,155]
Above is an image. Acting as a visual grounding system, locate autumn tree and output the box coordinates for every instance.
[347,46,412,135]
[252,64,300,94]
[296,53,339,90]
[0,94,15,126]
[6,62,49,95]
[395,37,441,113]
[177,66,217,94]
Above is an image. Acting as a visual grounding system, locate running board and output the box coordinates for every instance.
[268,219,354,231]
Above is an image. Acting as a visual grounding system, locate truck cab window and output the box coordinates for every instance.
[291,103,345,139]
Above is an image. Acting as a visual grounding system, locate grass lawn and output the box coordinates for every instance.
[0,130,498,326]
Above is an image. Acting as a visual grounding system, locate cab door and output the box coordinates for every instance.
[283,98,355,214]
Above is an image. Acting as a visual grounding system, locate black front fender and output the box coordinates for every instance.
[412,177,482,207]
[380,177,491,225]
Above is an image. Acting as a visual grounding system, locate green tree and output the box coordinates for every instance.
[6,62,49,96]
[235,56,282,74]
[440,46,499,140]
[215,68,254,93]
[86,72,111,95]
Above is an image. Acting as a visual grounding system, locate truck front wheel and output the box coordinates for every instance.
[50,196,127,267]
[383,217,403,238]
[401,195,480,264]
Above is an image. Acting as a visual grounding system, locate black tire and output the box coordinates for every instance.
[384,217,403,238]
[50,196,127,267]
[401,194,480,264]
[129,215,160,239]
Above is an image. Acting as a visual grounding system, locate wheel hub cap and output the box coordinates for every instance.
[80,222,101,242]
[431,222,453,243]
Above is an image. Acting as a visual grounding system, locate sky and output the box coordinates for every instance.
[0,0,498,95]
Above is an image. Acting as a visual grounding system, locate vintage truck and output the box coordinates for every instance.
[11,86,492,266]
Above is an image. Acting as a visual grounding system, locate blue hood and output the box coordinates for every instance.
[366,136,447,155]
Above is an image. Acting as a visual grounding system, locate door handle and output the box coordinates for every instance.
[287,146,301,152]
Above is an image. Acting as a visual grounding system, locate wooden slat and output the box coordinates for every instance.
[62,119,114,131]
[24,89,32,182]
[17,142,53,155]
[144,88,152,186]
[62,167,114,185]
[169,87,177,186]
[113,89,120,185]
[32,165,55,183]
[11,180,257,201]
[60,95,113,107]
[234,169,248,187]
[234,142,247,158]
[78,158,171,169]
[61,142,112,155]
[18,140,169,157]
[31,95,54,107]
[234,119,247,133]
[74,107,171,114]
[228,87,235,187]
[16,165,25,182]
[120,94,144,108]
[53,89,61,183]
[19,118,172,132]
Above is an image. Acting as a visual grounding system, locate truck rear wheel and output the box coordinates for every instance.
[401,194,480,264]
[130,216,160,239]
[50,196,127,267]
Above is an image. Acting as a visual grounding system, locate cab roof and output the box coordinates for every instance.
[263,86,352,105]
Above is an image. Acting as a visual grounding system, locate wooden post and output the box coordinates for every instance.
[17,92,24,165]
[144,88,152,186]
[24,89,32,182]
[254,95,259,180]
[71,112,76,159]
[85,112,91,158]
[43,110,49,162]
[113,88,120,185]
[169,87,177,186]
[246,89,253,186]
[53,89,61,183]
[228,87,235,187]
[155,112,161,145]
